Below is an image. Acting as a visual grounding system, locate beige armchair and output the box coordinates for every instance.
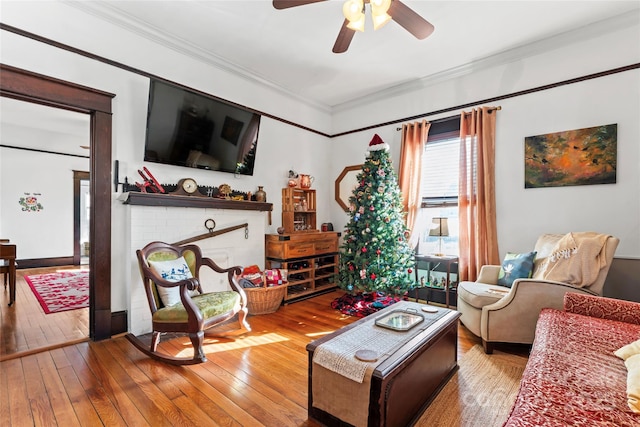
[457,233,619,353]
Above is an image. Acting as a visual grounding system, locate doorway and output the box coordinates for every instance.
[1,64,114,342]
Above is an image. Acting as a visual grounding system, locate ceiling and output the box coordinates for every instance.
[1,1,638,156]
[72,0,640,108]
[0,97,90,157]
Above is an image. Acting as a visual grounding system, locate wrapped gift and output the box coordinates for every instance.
[265,268,288,286]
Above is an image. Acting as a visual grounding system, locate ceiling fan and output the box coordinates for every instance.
[272,0,434,53]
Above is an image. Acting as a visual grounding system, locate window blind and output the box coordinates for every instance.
[421,137,460,205]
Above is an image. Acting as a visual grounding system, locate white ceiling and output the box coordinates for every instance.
[1,1,638,156]
[72,0,640,108]
[0,97,90,157]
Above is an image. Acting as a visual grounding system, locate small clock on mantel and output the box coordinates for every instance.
[171,178,203,196]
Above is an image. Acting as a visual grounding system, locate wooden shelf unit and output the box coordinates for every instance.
[281,188,317,233]
[265,232,340,302]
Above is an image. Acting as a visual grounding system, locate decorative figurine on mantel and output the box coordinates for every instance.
[135,167,165,193]
[218,183,232,199]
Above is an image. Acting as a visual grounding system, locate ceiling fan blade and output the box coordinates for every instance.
[332,20,356,54]
[389,0,435,40]
[273,0,327,9]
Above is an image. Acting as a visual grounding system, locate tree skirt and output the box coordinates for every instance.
[331,292,402,317]
[25,270,89,314]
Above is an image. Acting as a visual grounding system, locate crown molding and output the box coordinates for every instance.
[332,10,640,113]
[65,1,332,114]
[63,3,639,116]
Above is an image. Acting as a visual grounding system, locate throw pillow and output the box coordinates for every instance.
[148,256,197,306]
[615,338,640,361]
[497,251,537,288]
[624,353,640,413]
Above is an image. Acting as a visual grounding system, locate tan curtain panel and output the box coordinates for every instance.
[399,120,431,248]
[458,107,500,281]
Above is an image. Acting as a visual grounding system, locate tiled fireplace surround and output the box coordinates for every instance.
[125,202,269,335]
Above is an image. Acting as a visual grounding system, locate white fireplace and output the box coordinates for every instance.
[123,194,271,335]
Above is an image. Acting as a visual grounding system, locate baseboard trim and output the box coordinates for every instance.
[111,310,128,336]
[16,256,75,269]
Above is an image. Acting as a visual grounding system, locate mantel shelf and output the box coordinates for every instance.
[120,192,273,212]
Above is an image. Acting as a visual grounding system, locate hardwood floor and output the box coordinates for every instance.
[1,267,89,361]
[0,290,528,426]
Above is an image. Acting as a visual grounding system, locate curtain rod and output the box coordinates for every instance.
[395,106,502,131]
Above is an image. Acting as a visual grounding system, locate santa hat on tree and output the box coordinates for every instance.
[367,134,390,152]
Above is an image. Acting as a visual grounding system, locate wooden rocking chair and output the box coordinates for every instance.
[125,241,251,365]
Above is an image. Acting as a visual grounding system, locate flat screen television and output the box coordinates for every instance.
[143,79,261,176]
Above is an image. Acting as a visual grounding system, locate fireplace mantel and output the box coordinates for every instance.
[120,192,273,212]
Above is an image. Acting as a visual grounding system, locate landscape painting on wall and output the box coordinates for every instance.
[524,123,617,188]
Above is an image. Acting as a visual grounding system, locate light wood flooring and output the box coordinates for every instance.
[0,290,529,426]
[1,266,89,361]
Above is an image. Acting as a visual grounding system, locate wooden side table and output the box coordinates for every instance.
[414,255,458,308]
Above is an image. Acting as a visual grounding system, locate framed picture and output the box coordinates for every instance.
[524,123,617,188]
[221,116,244,145]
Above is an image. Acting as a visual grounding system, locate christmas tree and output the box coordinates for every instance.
[235,143,256,174]
[338,134,415,296]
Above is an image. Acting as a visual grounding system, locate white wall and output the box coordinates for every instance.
[0,148,89,259]
[330,14,640,260]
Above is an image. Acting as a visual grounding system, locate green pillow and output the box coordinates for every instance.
[497,251,537,288]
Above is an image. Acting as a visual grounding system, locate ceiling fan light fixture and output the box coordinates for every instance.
[343,0,364,22]
[371,0,392,30]
[346,14,366,32]
[370,0,391,14]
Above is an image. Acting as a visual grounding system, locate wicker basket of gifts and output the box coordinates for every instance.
[239,266,287,315]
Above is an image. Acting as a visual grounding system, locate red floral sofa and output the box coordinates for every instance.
[504,293,640,426]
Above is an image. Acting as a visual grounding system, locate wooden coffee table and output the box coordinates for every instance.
[307,301,461,427]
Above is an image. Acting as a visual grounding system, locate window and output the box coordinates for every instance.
[418,118,460,256]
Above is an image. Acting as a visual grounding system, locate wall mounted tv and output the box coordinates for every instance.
[143,79,261,176]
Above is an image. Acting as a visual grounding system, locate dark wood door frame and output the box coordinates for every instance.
[73,170,90,265]
[1,64,114,341]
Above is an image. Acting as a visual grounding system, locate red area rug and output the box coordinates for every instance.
[25,270,89,314]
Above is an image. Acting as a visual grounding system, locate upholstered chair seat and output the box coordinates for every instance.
[152,291,241,323]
